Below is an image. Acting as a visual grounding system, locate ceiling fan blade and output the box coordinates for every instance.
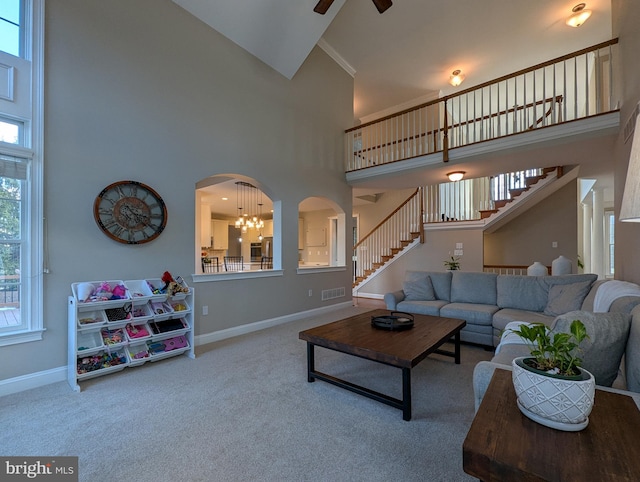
[372,0,393,14]
[313,0,335,15]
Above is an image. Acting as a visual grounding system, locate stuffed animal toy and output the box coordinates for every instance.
[161,271,189,297]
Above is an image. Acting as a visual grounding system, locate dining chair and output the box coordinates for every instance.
[224,256,244,271]
[202,257,219,273]
[260,256,273,270]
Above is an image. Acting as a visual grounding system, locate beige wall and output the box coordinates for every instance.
[358,182,579,298]
[484,182,578,270]
[1,0,354,382]
[356,228,484,297]
[613,0,640,284]
[353,188,416,237]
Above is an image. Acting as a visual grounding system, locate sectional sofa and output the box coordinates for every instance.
[383,270,640,404]
[473,303,640,410]
[384,270,605,347]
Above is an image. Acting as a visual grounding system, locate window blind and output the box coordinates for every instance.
[0,154,27,180]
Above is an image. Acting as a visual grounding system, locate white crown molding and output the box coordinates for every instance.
[317,38,356,78]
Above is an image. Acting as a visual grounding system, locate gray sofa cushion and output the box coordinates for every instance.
[403,275,435,301]
[492,309,555,333]
[543,273,598,290]
[626,305,640,393]
[491,343,530,366]
[440,302,498,326]
[581,279,609,311]
[450,272,498,305]
[497,274,598,313]
[460,329,493,346]
[497,275,549,312]
[550,310,632,387]
[544,280,593,316]
[397,300,448,316]
[609,296,640,315]
[405,271,452,301]
[384,290,405,310]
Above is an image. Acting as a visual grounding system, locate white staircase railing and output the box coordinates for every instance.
[353,189,422,284]
[353,168,559,286]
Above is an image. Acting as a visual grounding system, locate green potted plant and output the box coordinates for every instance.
[508,319,595,431]
[443,256,461,270]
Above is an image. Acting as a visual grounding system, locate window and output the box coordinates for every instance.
[605,209,615,277]
[0,117,23,144]
[0,0,22,57]
[0,0,44,346]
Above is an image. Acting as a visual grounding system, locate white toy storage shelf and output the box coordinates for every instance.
[67,278,195,392]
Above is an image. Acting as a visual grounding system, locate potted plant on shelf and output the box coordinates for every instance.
[444,256,461,270]
[508,319,595,431]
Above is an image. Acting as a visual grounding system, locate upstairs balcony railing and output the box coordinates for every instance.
[345,39,619,172]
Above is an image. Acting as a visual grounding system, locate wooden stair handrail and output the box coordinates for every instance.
[351,95,563,157]
[345,38,618,134]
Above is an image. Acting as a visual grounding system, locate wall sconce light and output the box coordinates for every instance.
[620,111,640,222]
[566,3,592,27]
[449,70,465,87]
[447,171,465,182]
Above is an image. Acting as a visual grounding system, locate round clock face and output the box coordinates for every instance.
[93,181,167,244]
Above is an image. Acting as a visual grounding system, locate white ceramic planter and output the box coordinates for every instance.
[511,356,595,431]
[552,255,572,275]
[527,261,547,276]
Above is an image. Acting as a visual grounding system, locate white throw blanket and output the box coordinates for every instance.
[593,280,640,312]
[495,321,539,354]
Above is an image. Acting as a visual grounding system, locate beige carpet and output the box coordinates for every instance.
[0,304,493,481]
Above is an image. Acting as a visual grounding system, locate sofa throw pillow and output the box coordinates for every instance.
[544,280,593,316]
[403,275,436,301]
[550,310,631,387]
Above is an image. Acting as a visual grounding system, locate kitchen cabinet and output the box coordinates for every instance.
[211,220,229,250]
[263,219,273,237]
[68,278,194,392]
[306,227,326,247]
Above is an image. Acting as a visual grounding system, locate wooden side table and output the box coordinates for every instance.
[463,368,640,481]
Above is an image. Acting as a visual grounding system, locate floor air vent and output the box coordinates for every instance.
[322,287,346,301]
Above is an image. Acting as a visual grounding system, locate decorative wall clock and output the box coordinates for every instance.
[93,180,167,244]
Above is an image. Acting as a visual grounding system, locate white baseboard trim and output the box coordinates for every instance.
[353,292,384,300]
[0,303,355,397]
[0,365,67,397]
[194,301,353,347]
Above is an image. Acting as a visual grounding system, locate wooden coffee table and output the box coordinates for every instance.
[463,368,640,481]
[298,309,466,421]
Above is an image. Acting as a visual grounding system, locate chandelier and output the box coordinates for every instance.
[234,181,265,234]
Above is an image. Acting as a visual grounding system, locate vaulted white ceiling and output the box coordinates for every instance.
[178,0,615,212]
[173,0,612,123]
